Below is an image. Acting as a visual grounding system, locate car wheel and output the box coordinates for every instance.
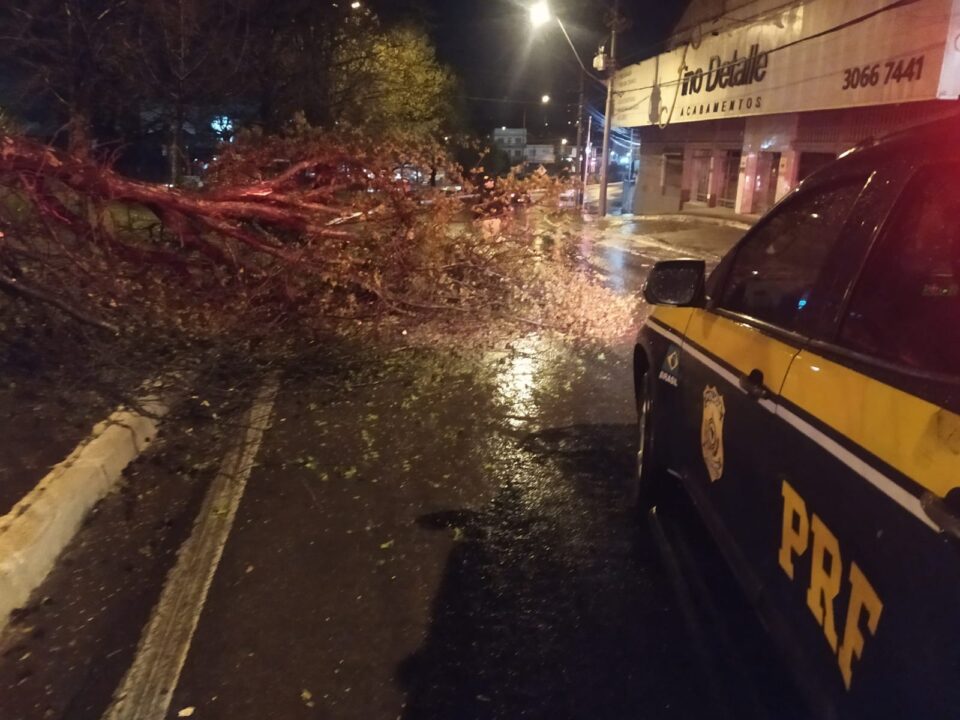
[631,371,663,510]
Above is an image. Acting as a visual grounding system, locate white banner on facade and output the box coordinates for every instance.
[613,0,960,128]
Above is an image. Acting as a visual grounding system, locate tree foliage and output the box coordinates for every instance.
[335,24,457,138]
[0,130,634,346]
[0,1,461,178]
[244,4,457,139]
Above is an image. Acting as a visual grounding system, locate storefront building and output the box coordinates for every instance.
[614,0,960,216]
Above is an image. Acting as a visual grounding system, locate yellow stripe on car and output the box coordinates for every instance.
[782,352,960,500]
[648,308,958,505]
[683,310,799,393]
[650,306,696,337]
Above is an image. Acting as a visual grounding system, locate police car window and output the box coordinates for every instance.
[718,178,866,331]
[840,166,959,377]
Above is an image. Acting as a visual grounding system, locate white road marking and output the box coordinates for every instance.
[645,320,684,347]
[775,404,938,532]
[102,374,281,720]
[644,320,939,534]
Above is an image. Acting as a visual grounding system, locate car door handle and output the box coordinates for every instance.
[921,493,960,541]
[740,369,771,400]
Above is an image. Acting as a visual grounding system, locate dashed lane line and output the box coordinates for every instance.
[102,374,281,720]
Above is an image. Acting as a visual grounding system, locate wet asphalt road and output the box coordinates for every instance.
[167,219,773,720]
[0,219,806,720]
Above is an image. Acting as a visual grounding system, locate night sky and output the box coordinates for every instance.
[375,0,690,138]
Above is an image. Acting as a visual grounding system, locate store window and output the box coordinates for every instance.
[719,150,741,209]
[840,166,960,376]
[717,177,867,331]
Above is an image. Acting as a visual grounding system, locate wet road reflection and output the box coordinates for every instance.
[399,422,711,720]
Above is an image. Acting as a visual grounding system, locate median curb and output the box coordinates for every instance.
[0,397,167,630]
[613,213,755,231]
[641,213,755,231]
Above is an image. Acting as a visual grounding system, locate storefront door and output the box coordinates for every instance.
[693,150,711,203]
[753,151,782,214]
[719,150,741,208]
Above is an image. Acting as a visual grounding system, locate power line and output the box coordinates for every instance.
[462,95,580,108]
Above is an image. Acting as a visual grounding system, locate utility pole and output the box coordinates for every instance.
[574,72,585,207]
[582,114,592,199]
[598,0,619,217]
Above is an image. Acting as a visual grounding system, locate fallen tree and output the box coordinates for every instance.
[0,127,636,348]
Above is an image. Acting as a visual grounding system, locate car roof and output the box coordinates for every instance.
[804,110,960,186]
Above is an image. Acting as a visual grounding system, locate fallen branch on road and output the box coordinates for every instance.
[0,127,637,352]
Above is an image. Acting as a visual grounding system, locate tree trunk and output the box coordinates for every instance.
[67,110,92,159]
[169,104,183,186]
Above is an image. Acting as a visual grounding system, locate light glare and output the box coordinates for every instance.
[529,1,551,28]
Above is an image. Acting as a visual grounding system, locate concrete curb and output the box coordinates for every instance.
[611,213,755,231]
[0,396,167,630]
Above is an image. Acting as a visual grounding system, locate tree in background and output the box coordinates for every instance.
[242,0,353,131]
[333,24,456,139]
[128,0,250,185]
[0,0,461,180]
[0,0,131,153]
[244,4,458,141]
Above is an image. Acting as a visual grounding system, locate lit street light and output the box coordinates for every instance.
[529,1,551,28]
[528,1,596,209]
[541,94,551,104]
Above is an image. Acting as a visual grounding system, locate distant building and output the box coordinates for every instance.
[615,0,960,215]
[524,143,556,165]
[491,127,527,164]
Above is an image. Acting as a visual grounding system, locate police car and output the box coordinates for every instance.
[633,117,959,719]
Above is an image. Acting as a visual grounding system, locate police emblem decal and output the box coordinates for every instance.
[658,346,682,387]
[666,349,680,371]
[701,386,725,482]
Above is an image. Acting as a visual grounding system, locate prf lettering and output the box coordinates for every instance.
[778,479,883,690]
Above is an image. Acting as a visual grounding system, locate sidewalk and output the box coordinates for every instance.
[595,212,748,266]
[583,185,759,230]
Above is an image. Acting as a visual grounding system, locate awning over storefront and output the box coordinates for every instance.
[613,0,960,128]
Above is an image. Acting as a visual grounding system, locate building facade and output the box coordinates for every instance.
[615,0,960,216]
[492,127,527,164]
[524,143,557,165]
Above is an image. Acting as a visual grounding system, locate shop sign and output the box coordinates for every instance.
[614,0,960,128]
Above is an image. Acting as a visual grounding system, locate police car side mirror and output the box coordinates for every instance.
[643,260,706,307]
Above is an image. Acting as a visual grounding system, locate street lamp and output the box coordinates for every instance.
[541,94,550,104]
[529,1,551,28]
[527,1,622,216]
[529,2,596,209]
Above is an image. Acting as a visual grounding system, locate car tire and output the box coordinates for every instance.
[631,370,664,511]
